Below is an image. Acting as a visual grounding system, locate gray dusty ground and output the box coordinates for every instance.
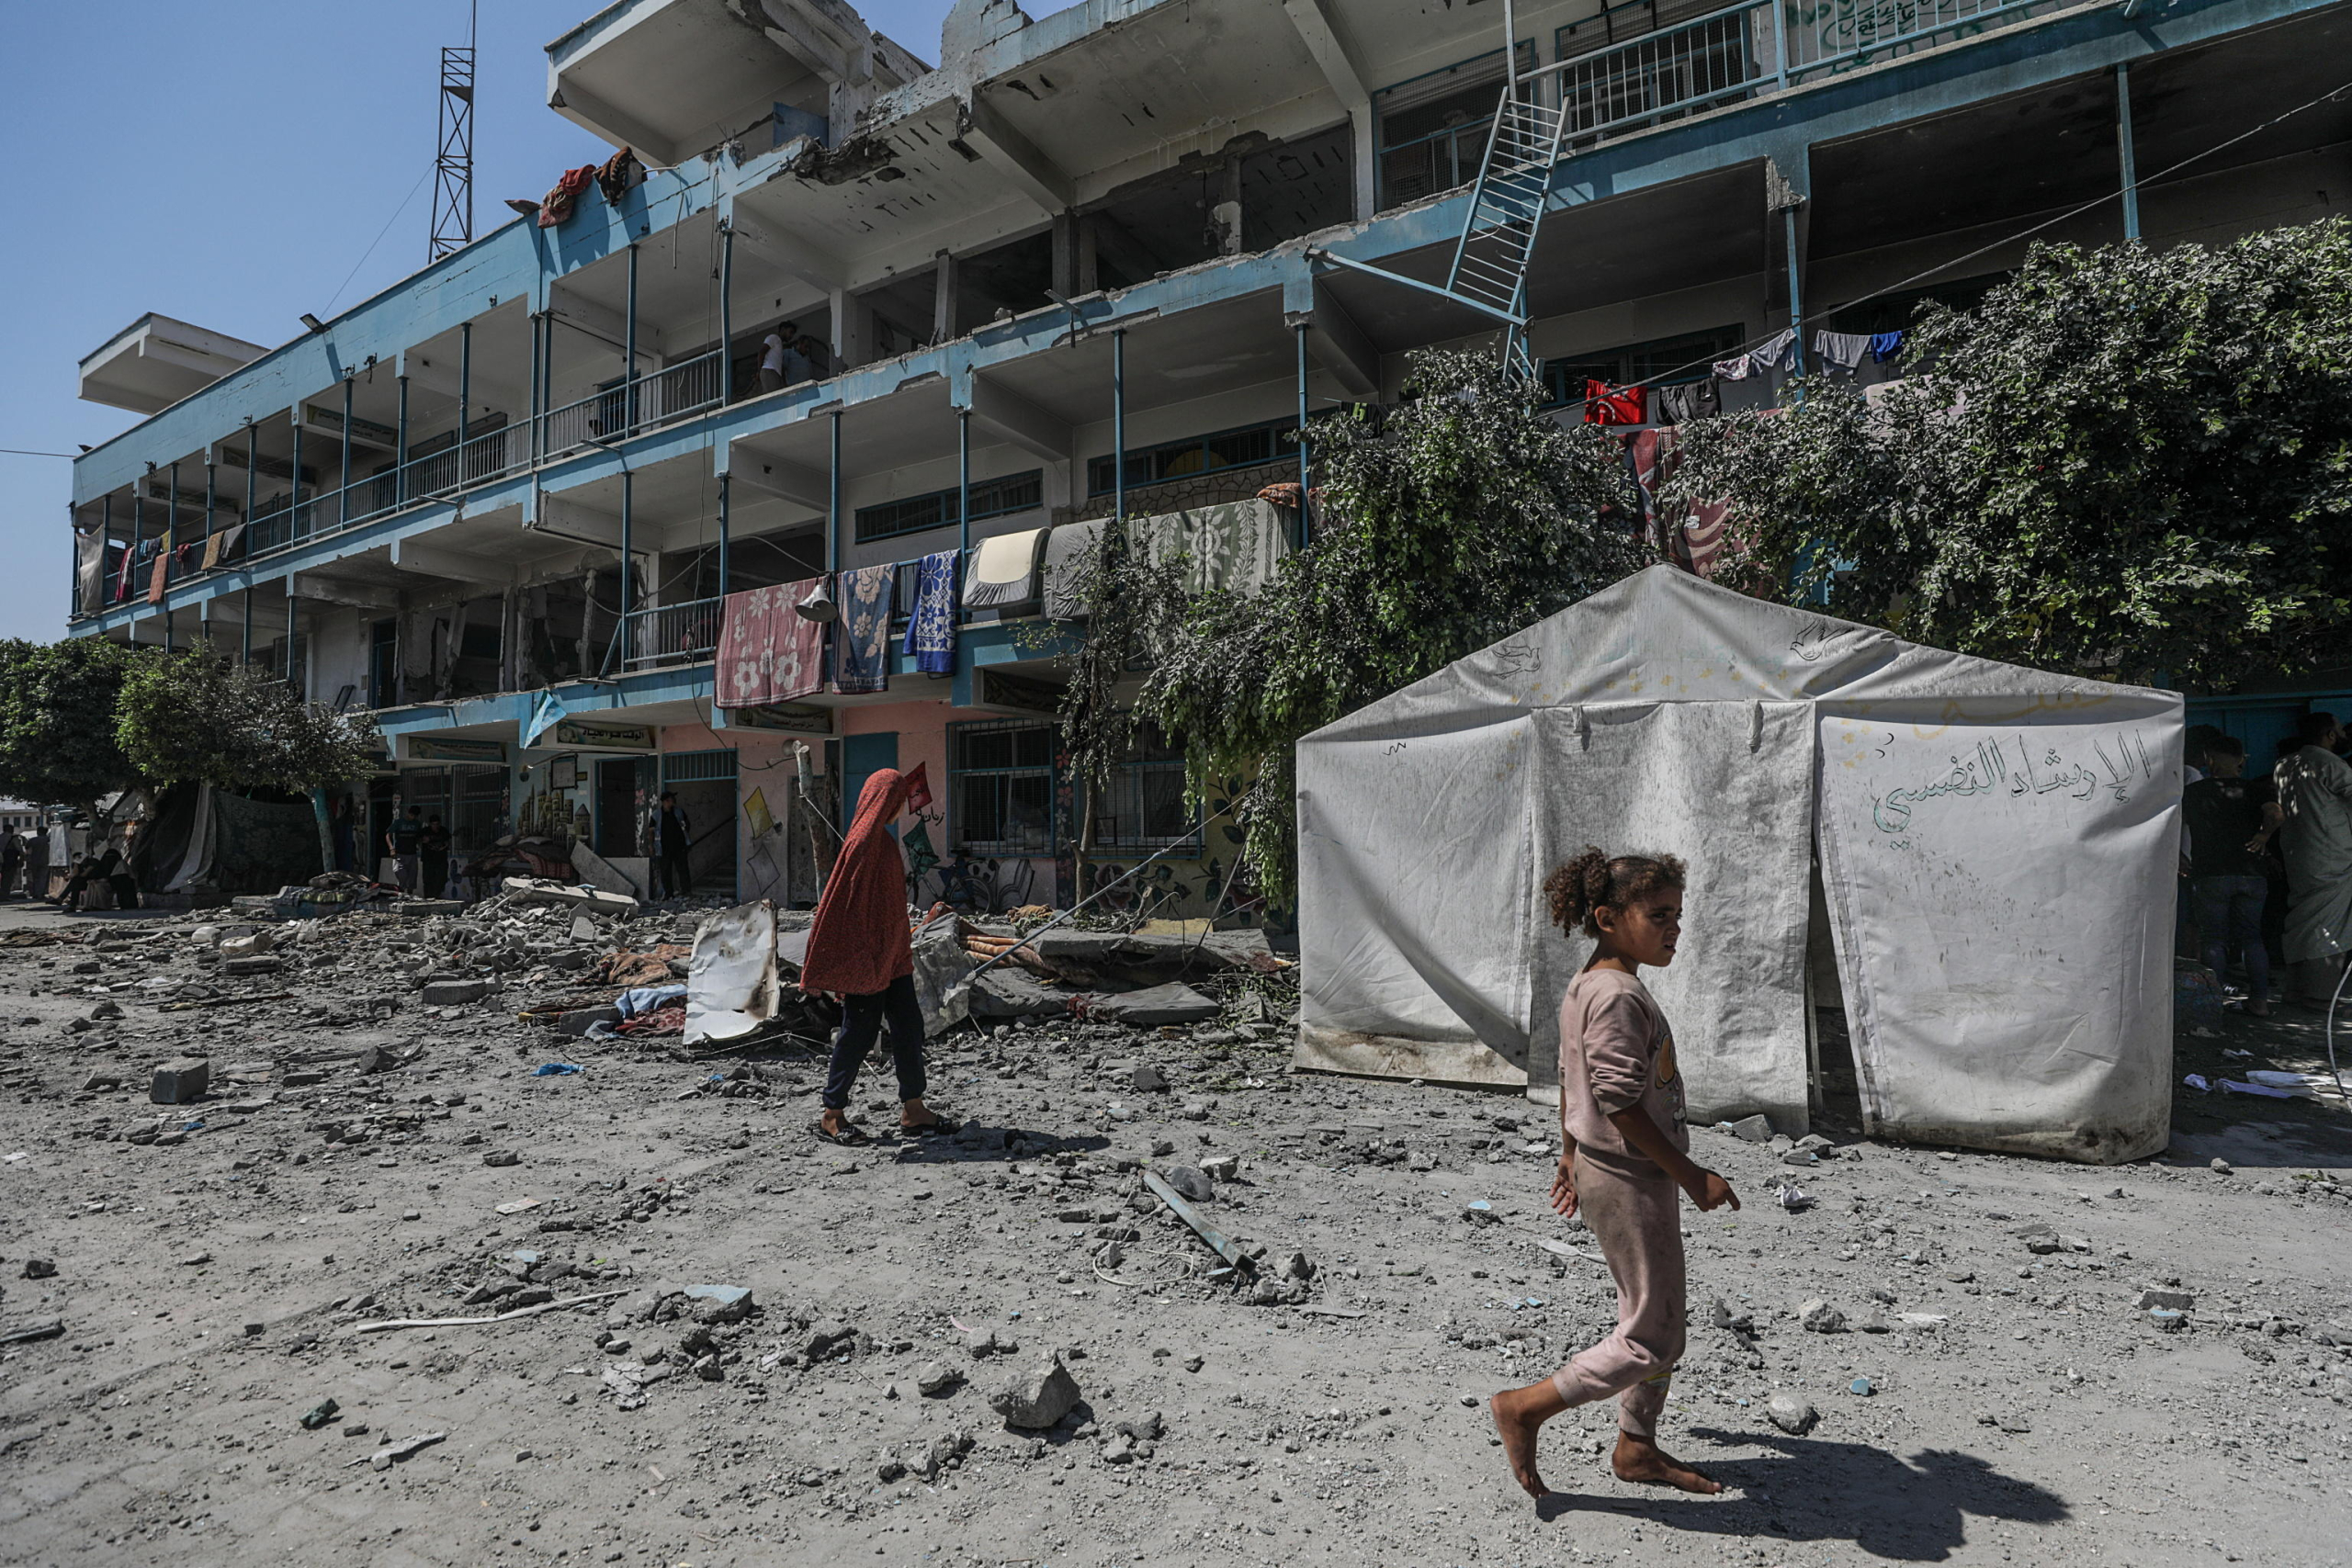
[1,895,2349,1568]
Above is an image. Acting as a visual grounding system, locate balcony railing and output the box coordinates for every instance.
[82,345,741,619]
[1375,0,2087,206]
[605,595,726,673]
[594,551,950,678]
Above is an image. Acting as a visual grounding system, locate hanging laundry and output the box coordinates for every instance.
[1583,379,1647,426]
[715,579,829,708]
[145,553,169,605]
[831,564,896,695]
[218,523,246,564]
[113,546,138,604]
[1752,328,1798,374]
[1869,330,1905,364]
[1813,331,1871,372]
[538,165,598,229]
[1655,379,1721,424]
[200,531,226,570]
[901,548,959,676]
[594,146,642,206]
[1713,353,1756,380]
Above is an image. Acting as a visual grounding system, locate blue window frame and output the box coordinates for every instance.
[854,469,1044,545]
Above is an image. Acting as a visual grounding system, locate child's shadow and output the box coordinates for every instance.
[1533,1429,2068,1563]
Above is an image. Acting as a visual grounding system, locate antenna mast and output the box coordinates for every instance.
[429,3,477,260]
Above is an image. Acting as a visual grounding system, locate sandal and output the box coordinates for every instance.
[813,1122,871,1147]
[904,1115,960,1136]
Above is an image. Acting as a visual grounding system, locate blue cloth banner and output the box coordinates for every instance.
[902,549,959,675]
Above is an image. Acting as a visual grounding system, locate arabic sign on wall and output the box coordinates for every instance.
[550,719,657,752]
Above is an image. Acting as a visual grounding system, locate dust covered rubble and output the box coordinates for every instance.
[0,894,2348,1564]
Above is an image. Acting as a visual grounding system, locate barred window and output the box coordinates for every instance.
[855,469,1044,544]
[951,721,1057,855]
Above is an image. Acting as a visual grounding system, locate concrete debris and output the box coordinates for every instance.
[1766,1393,1818,1434]
[1799,1299,1848,1334]
[988,1354,1081,1430]
[149,1057,209,1104]
[1076,984,1220,1027]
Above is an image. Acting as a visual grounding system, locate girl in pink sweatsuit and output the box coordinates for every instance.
[1489,846,1740,1500]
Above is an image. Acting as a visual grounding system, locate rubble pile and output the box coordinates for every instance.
[0,886,2345,1567]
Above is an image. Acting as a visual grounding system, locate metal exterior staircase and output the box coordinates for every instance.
[1308,78,1566,383]
[1446,93,1568,377]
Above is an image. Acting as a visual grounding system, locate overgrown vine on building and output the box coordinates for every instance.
[1045,349,1651,910]
[1660,220,2352,690]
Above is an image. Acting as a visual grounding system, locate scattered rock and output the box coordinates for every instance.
[1799,1299,1848,1334]
[149,1057,210,1105]
[916,1362,963,1397]
[1159,1166,1213,1203]
[2138,1288,2194,1312]
[989,1354,1082,1429]
[1199,1155,1240,1182]
[21,1258,56,1280]
[1765,1393,1817,1435]
[481,1150,521,1168]
[1723,1114,1774,1144]
[422,978,492,1007]
[1128,1065,1169,1093]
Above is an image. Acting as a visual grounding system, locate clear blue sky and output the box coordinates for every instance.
[0,0,1057,643]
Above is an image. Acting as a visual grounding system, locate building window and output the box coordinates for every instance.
[1088,728,1201,853]
[951,720,1057,855]
[1085,417,1300,499]
[1540,323,1745,407]
[854,469,1045,545]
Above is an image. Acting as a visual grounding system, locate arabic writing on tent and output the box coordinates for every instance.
[1871,729,2158,834]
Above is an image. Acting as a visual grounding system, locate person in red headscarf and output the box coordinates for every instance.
[806,767,949,1145]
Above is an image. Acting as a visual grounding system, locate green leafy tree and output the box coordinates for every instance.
[1661,220,2352,688]
[118,646,381,871]
[0,637,152,814]
[1116,349,1650,906]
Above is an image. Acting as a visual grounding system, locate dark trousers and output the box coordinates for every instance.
[659,844,692,897]
[2193,874,2270,1002]
[821,973,927,1110]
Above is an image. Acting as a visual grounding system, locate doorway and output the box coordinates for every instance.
[661,748,739,900]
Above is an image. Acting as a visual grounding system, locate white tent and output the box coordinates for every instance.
[1295,566,2180,1164]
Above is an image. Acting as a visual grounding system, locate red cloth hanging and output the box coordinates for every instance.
[538,165,598,229]
[1583,379,1647,426]
[715,580,828,709]
[800,769,915,998]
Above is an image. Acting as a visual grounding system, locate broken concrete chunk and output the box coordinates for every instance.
[1766,1393,1818,1435]
[500,877,638,916]
[2138,1288,2194,1312]
[150,1057,210,1104]
[684,1284,752,1324]
[989,1354,1081,1430]
[1199,1155,1239,1182]
[1158,1166,1212,1203]
[1722,1114,1774,1144]
[1798,1299,1847,1333]
[1080,984,1219,1027]
[421,978,492,1007]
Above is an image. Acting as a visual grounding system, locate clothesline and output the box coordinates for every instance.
[1579,329,1905,429]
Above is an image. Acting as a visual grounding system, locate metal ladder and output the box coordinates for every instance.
[1446,91,1568,378]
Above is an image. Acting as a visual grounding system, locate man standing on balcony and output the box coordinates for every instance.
[656,790,694,901]
[385,805,424,894]
[759,329,789,394]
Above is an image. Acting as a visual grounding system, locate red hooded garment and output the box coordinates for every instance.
[800,768,914,997]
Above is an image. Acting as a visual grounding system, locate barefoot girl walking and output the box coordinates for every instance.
[1491,847,1739,1498]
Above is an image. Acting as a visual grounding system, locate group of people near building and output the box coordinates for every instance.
[2180,712,2352,1013]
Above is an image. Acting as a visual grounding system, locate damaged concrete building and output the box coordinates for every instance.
[64,0,2352,909]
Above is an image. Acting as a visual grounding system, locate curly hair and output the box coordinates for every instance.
[1543,845,1687,940]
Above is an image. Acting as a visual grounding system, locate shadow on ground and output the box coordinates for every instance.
[1533,1430,2068,1562]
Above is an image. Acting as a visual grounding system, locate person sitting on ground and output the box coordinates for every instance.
[802,768,951,1146]
[2183,736,2282,1017]
[1490,846,1738,1501]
